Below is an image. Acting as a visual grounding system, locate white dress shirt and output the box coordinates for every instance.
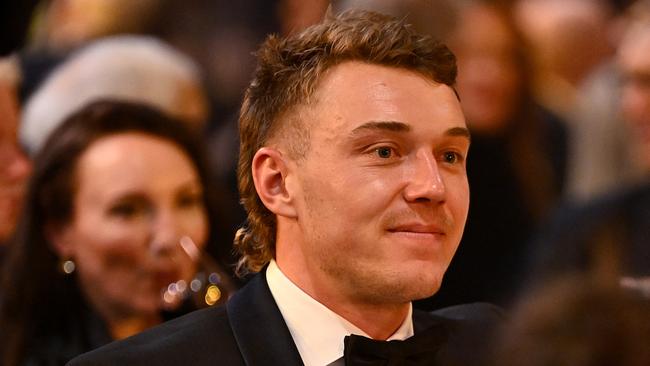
[266,260,414,366]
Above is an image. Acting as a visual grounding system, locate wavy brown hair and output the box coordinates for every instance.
[235,9,458,274]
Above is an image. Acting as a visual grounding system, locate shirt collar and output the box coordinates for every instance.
[266,260,414,366]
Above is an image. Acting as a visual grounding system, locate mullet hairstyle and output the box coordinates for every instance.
[235,9,458,274]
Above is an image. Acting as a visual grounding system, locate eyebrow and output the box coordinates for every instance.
[446,126,471,142]
[349,120,471,142]
[349,121,411,135]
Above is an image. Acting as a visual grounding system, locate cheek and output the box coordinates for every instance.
[74,231,158,312]
[622,87,650,123]
[70,214,150,277]
[447,176,470,224]
[347,175,397,212]
[187,208,209,249]
[302,167,399,225]
[74,226,148,282]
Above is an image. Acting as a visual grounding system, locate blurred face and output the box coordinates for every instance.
[48,0,118,48]
[0,83,31,242]
[48,0,155,49]
[452,5,522,133]
[618,25,650,170]
[55,133,208,319]
[284,62,470,304]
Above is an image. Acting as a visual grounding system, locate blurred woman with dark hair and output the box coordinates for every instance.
[0,100,236,365]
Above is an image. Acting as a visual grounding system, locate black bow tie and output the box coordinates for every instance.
[343,325,447,366]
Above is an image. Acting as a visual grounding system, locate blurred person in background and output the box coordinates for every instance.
[20,35,208,155]
[417,0,568,310]
[491,274,650,366]
[515,0,642,200]
[0,0,39,56]
[30,0,161,52]
[334,0,461,41]
[18,36,240,272]
[0,59,31,250]
[527,0,650,295]
[619,0,650,171]
[17,0,163,103]
[514,0,614,117]
[0,101,236,366]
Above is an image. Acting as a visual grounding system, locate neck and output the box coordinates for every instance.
[326,296,410,340]
[275,229,410,340]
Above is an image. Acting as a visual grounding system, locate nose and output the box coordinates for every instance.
[403,149,446,203]
[149,208,182,258]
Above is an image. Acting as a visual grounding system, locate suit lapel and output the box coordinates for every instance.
[227,271,304,366]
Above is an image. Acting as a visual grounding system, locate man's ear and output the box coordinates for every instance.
[252,147,298,219]
[45,222,75,259]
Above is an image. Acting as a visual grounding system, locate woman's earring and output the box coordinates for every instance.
[60,259,76,274]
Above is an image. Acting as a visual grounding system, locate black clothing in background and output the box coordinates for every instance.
[18,51,68,104]
[11,284,200,366]
[0,0,39,56]
[528,181,650,284]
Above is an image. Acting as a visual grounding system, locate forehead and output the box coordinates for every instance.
[307,61,464,136]
[76,132,197,192]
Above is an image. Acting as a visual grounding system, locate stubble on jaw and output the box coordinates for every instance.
[318,247,445,303]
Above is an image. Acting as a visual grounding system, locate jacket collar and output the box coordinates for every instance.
[227,269,304,366]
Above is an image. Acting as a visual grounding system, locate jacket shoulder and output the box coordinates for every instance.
[419,302,505,366]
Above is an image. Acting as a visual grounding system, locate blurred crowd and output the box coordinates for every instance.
[0,0,648,365]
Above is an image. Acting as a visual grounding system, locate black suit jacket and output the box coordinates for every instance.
[68,271,502,365]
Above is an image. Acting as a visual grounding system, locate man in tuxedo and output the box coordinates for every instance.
[69,9,501,366]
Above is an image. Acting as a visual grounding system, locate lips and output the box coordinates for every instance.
[387,223,446,236]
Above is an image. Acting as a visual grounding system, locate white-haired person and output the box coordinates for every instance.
[20,35,208,156]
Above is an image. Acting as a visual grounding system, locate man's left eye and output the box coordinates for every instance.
[375,146,394,159]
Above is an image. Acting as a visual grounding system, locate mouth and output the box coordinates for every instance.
[387,224,446,237]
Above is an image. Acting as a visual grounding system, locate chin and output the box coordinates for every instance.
[372,268,444,303]
[406,277,443,301]
[406,261,448,295]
